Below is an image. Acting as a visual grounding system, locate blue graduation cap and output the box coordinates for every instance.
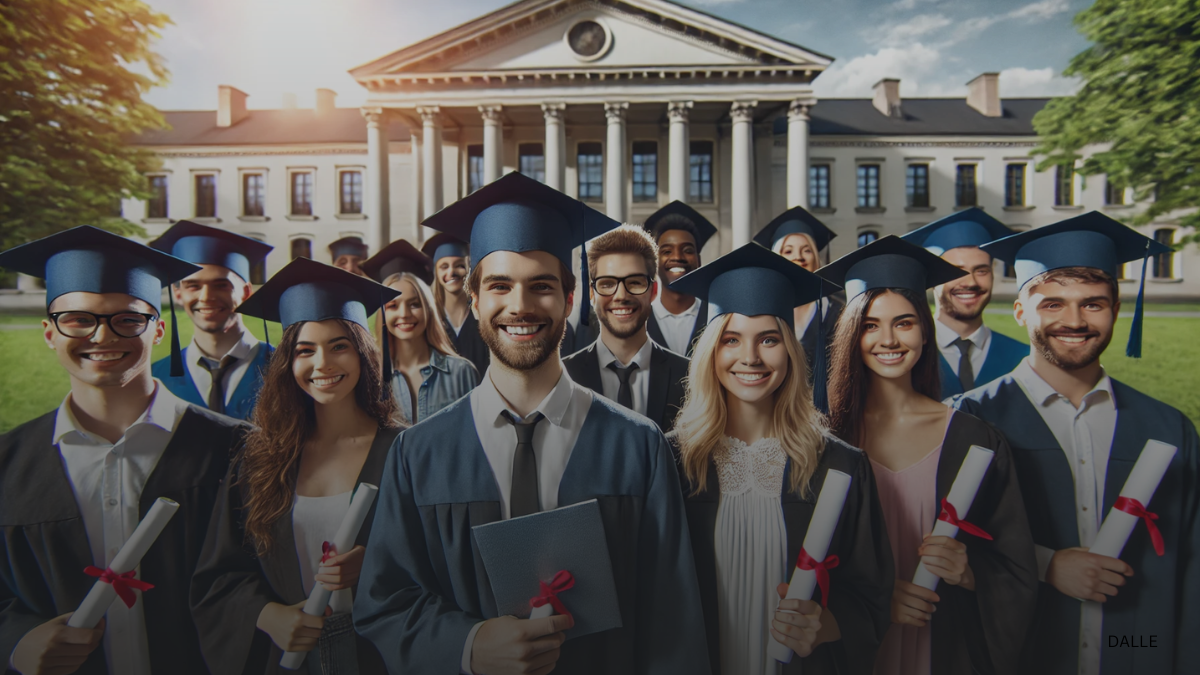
[642,201,718,250]
[420,233,470,264]
[362,239,432,285]
[981,211,1172,357]
[0,225,201,377]
[329,236,368,261]
[149,220,273,283]
[753,206,837,252]
[818,235,967,301]
[901,208,1013,255]
[421,172,621,327]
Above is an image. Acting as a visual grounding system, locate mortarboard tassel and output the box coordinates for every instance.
[380,289,393,400]
[812,278,829,414]
[168,291,184,378]
[1126,239,1151,359]
[262,317,270,351]
[579,242,591,329]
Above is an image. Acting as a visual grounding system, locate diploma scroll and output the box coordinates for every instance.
[1089,440,1177,559]
[912,445,994,591]
[68,497,179,629]
[280,483,379,670]
[769,469,852,665]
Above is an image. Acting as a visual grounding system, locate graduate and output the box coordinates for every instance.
[0,226,249,675]
[353,172,710,674]
[668,243,894,675]
[954,212,1200,675]
[361,237,434,286]
[901,209,1025,398]
[642,201,718,357]
[820,236,1037,675]
[422,232,491,377]
[190,258,405,674]
[562,225,689,433]
[149,220,274,420]
[328,236,369,277]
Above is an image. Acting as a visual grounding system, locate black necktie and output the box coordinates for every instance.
[502,411,544,518]
[606,362,639,410]
[199,356,237,415]
[952,337,975,392]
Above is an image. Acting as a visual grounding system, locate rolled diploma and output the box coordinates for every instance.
[768,469,852,664]
[67,497,179,628]
[280,483,379,670]
[1089,439,1177,558]
[530,604,554,619]
[912,445,994,591]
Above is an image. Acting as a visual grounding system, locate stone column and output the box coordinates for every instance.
[363,107,391,245]
[542,103,566,191]
[787,100,813,209]
[668,101,692,203]
[730,101,757,247]
[479,106,504,185]
[418,106,444,216]
[604,102,628,221]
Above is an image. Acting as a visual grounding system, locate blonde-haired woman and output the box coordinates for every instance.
[668,244,892,675]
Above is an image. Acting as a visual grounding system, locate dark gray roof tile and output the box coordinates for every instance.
[131,108,411,146]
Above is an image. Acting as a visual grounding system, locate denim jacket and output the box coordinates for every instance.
[391,350,480,424]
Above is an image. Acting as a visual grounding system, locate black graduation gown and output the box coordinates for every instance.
[444,314,490,378]
[670,434,894,675]
[0,407,244,675]
[189,426,401,675]
[562,338,689,433]
[798,294,845,385]
[647,298,709,357]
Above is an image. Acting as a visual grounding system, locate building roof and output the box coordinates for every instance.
[131,108,411,146]
[799,98,1051,136]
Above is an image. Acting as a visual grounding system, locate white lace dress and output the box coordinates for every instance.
[714,436,789,675]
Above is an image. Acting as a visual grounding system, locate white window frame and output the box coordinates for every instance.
[238,168,268,220]
[190,170,220,222]
[144,171,171,222]
[335,166,367,218]
[286,167,317,219]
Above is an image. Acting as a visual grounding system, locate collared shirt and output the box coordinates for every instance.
[461,368,593,673]
[186,329,260,406]
[1011,357,1117,675]
[651,295,701,355]
[595,334,653,416]
[935,319,992,378]
[53,381,189,675]
[391,349,479,424]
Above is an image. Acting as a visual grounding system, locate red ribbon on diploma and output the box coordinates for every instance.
[1114,497,1165,556]
[937,498,993,541]
[321,541,337,564]
[529,570,575,621]
[83,567,154,609]
[796,549,839,608]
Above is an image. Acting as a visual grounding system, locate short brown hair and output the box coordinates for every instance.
[1020,266,1119,304]
[466,256,577,299]
[586,224,658,279]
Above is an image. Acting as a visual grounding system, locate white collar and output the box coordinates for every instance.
[476,367,575,427]
[652,295,700,319]
[53,380,184,445]
[1012,357,1115,409]
[595,333,653,370]
[189,328,257,364]
[935,318,991,351]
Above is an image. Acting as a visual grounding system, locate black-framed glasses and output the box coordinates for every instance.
[592,274,652,296]
[48,311,158,339]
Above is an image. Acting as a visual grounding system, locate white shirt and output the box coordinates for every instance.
[595,334,653,416]
[185,329,260,406]
[935,319,992,378]
[461,368,594,674]
[1011,358,1117,675]
[651,295,701,355]
[53,382,188,675]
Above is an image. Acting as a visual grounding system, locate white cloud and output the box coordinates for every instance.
[865,13,954,47]
[1007,0,1071,22]
[999,66,1080,96]
[887,0,941,11]
[813,42,958,97]
[687,0,748,5]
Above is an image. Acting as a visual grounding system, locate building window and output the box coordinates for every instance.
[195,174,217,218]
[468,145,484,194]
[632,141,658,202]
[577,142,603,203]
[1153,228,1175,279]
[1055,165,1075,206]
[147,175,168,219]
[249,237,267,284]
[339,170,363,214]
[290,171,313,216]
[243,173,265,217]
[906,163,930,208]
[857,231,879,248]
[1105,178,1125,205]
[689,140,714,203]
[955,165,977,207]
[1005,164,1026,206]
[519,143,545,183]
[290,238,312,260]
[809,164,830,209]
[857,164,880,208]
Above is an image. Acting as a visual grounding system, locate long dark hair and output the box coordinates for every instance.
[827,287,941,446]
[241,319,402,555]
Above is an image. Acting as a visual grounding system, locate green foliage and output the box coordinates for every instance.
[1032,0,1200,235]
[0,0,172,250]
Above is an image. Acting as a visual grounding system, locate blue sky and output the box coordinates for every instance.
[141,0,1091,111]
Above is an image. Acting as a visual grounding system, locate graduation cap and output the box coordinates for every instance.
[421,172,620,328]
[901,208,1013,256]
[753,206,837,252]
[642,201,718,250]
[420,233,470,264]
[818,235,967,301]
[981,211,1172,357]
[328,236,368,261]
[149,220,273,283]
[0,225,201,377]
[362,239,432,285]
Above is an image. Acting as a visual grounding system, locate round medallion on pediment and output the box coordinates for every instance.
[565,19,612,61]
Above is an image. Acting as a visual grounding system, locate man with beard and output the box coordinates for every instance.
[643,201,717,357]
[149,221,273,420]
[955,212,1199,675]
[329,236,369,276]
[354,173,710,675]
[902,208,1025,397]
[563,225,689,432]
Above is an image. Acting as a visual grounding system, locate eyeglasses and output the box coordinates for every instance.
[592,274,652,296]
[48,311,158,339]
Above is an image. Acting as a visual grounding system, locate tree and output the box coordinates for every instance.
[0,0,171,253]
[1032,0,1200,241]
